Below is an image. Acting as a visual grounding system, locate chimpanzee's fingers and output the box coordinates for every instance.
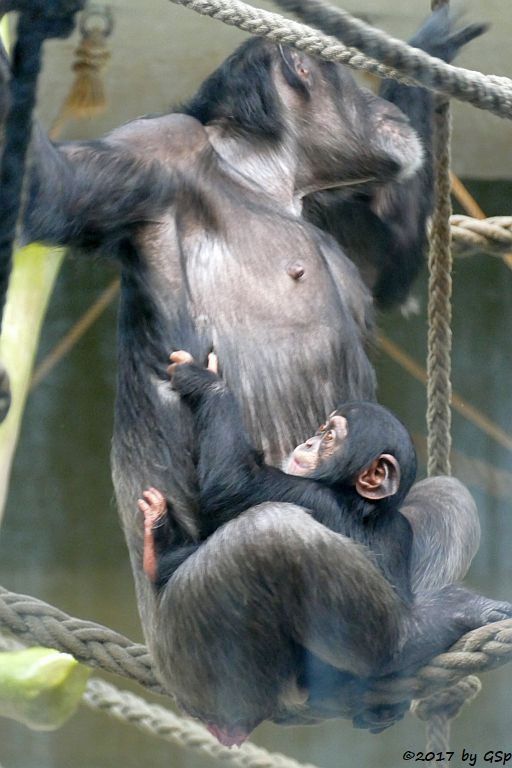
[207,352,218,374]
[169,350,194,365]
[447,22,488,52]
[147,486,165,503]
[143,488,162,506]
[168,350,194,380]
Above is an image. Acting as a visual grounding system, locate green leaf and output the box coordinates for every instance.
[0,647,90,731]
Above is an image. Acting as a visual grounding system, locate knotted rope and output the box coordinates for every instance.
[1,587,512,716]
[411,677,482,752]
[450,216,512,257]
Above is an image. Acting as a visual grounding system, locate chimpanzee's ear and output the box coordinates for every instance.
[355,454,401,500]
[278,45,313,93]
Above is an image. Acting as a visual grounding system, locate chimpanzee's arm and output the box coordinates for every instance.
[21,125,178,250]
[170,362,342,536]
[0,40,184,250]
[304,10,486,308]
[382,584,512,677]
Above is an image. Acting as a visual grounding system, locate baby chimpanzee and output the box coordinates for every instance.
[138,351,417,603]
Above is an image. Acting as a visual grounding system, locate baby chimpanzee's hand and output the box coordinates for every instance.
[167,350,194,380]
[167,350,218,380]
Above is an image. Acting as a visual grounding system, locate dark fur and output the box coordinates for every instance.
[1,11,504,737]
[183,38,285,140]
[158,365,416,603]
[302,7,487,307]
[151,364,512,738]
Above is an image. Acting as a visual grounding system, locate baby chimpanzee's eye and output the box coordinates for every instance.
[323,430,335,442]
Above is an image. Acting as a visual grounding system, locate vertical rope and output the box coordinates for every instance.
[423,0,453,749]
[426,0,453,477]
[425,715,451,752]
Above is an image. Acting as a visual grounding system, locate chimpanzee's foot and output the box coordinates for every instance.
[137,487,167,582]
[477,598,512,625]
[353,701,410,734]
[138,486,167,526]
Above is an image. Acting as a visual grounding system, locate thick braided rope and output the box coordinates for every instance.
[83,678,320,768]
[423,0,454,746]
[450,216,512,257]
[0,633,319,768]
[412,676,481,719]
[426,97,452,478]
[0,1,84,332]
[2,587,512,713]
[413,676,482,751]
[0,586,163,693]
[167,0,512,119]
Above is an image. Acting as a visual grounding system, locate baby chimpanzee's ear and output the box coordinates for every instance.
[355,454,401,500]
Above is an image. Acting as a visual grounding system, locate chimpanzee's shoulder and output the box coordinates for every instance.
[107,113,209,166]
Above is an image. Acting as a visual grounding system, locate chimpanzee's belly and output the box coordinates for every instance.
[185,217,345,329]
[183,215,375,461]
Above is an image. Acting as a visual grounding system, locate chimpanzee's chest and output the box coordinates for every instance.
[178,186,356,333]
[169,180,375,460]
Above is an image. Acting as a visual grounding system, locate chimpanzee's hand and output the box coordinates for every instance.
[168,350,195,379]
[411,6,487,63]
[168,350,221,404]
[167,350,218,380]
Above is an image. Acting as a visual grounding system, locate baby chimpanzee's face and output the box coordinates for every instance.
[286,413,348,477]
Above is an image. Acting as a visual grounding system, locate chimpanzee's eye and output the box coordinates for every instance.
[323,430,335,442]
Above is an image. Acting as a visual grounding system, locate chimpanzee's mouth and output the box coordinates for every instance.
[319,176,377,192]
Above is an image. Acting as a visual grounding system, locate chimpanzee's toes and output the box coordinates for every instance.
[482,600,512,624]
[353,701,409,733]
[138,487,167,523]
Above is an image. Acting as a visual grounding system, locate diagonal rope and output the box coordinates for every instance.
[83,678,320,768]
[167,0,512,119]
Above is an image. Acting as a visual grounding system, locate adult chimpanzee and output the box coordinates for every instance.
[0,5,491,736]
[134,352,512,745]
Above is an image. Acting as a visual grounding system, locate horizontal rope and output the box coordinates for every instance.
[450,215,512,257]
[0,587,163,693]
[1,586,512,712]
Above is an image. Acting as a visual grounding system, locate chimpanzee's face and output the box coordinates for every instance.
[286,413,348,477]
[275,45,423,194]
